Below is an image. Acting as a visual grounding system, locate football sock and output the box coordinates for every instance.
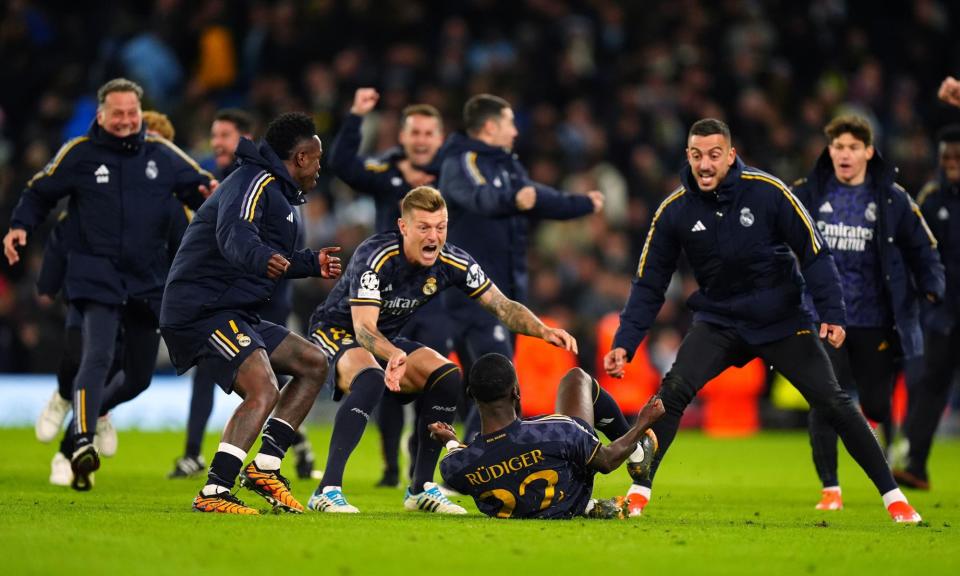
[591,379,631,440]
[881,488,908,507]
[411,364,461,493]
[376,393,405,476]
[627,484,651,499]
[207,442,246,490]
[319,368,386,488]
[256,417,296,470]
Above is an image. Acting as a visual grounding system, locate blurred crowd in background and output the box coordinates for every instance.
[2,0,960,413]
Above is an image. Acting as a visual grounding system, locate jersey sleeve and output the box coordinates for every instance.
[347,240,397,307]
[563,417,602,467]
[440,245,492,299]
[438,449,471,494]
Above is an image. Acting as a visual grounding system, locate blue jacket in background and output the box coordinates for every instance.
[10,122,211,312]
[613,157,845,360]
[438,132,594,319]
[916,172,960,334]
[327,113,444,233]
[161,138,322,328]
[792,150,944,358]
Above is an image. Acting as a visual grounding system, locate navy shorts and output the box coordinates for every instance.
[309,322,424,401]
[161,311,290,394]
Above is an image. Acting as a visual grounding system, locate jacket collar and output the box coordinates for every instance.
[680,156,745,201]
[445,131,512,159]
[88,121,145,154]
[235,137,306,204]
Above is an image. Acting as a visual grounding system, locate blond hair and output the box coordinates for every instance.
[401,186,446,217]
[142,111,175,140]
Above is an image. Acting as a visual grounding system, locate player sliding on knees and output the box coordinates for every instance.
[430,353,664,519]
[306,186,577,514]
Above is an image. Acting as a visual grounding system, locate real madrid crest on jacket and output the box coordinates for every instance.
[9,121,211,313]
[310,231,492,338]
[792,149,945,358]
[613,156,846,359]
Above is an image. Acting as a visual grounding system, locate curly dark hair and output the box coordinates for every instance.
[468,353,518,403]
[264,112,316,160]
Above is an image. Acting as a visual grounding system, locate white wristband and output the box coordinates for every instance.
[445,440,462,451]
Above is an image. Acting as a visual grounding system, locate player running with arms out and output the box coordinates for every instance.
[306,186,577,514]
[604,118,923,523]
[160,112,342,514]
[431,353,664,519]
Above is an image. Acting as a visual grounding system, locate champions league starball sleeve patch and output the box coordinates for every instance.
[356,270,381,300]
[465,263,486,289]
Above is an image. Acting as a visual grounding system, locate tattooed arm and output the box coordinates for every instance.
[351,306,406,391]
[476,284,579,353]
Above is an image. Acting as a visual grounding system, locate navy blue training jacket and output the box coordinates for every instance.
[917,172,960,334]
[438,132,594,319]
[327,113,445,233]
[160,138,321,328]
[10,122,210,311]
[792,150,944,358]
[613,157,845,360]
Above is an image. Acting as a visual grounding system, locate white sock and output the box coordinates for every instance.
[254,453,282,471]
[627,484,652,499]
[201,484,229,496]
[217,442,247,462]
[882,488,907,508]
[823,486,841,494]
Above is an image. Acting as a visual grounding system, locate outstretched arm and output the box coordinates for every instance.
[476,284,577,353]
[589,395,665,474]
[351,305,406,391]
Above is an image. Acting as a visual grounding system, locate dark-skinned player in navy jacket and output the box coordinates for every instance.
[305,186,577,515]
[603,118,922,523]
[160,112,342,515]
[895,124,960,491]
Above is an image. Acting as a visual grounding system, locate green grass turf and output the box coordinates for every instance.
[2,426,957,576]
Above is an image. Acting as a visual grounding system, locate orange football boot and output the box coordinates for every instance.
[239,462,304,513]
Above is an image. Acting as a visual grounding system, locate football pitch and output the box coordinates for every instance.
[3,427,958,576]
